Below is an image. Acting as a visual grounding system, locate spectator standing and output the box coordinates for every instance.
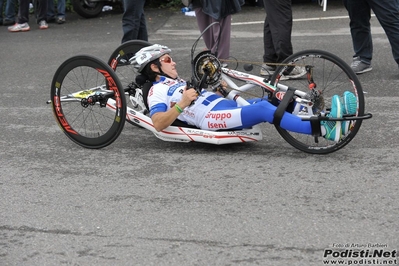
[121,0,148,43]
[191,0,245,60]
[48,0,66,24]
[260,0,305,79]
[8,0,48,32]
[343,0,399,74]
[0,0,15,26]
[0,0,4,26]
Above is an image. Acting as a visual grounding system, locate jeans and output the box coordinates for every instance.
[121,0,148,43]
[194,8,231,59]
[0,0,16,22]
[343,0,399,66]
[47,0,66,18]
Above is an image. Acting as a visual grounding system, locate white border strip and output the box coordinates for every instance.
[232,14,375,26]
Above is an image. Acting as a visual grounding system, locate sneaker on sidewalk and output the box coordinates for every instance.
[39,20,48,29]
[260,63,276,76]
[351,57,372,74]
[280,65,307,80]
[341,91,357,135]
[8,22,30,32]
[57,17,66,24]
[322,95,343,142]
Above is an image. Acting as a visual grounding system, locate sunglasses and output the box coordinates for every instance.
[159,55,173,64]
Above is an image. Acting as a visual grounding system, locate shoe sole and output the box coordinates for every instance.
[343,91,357,115]
[260,71,274,76]
[342,91,357,135]
[261,68,306,80]
[276,72,306,81]
[353,66,372,74]
[9,28,30,32]
[260,65,276,76]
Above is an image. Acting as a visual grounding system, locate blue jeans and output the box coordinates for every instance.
[0,0,16,22]
[47,0,66,18]
[343,0,399,66]
[122,0,148,43]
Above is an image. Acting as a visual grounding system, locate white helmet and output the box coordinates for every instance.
[131,44,172,73]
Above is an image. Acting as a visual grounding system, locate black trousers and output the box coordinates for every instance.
[262,0,293,64]
[18,0,47,24]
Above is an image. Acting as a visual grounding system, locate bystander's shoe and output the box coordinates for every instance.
[57,17,66,24]
[322,95,343,142]
[3,20,15,26]
[260,63,276,76]
[351,57,372,74]
[8,23,30,32]
[280,65,307,80]
[39,20,48,29]
[341,91,357,135]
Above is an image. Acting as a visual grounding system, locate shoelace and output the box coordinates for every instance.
[351,60,361,68]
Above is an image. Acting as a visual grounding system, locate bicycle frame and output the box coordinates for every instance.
[221,68,317,116]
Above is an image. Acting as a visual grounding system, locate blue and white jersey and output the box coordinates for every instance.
[148,76,225,128]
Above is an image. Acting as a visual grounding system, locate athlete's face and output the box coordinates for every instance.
[158,54,178,79]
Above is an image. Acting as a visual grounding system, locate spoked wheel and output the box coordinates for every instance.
[108,40,152,125]
[50,55,126,149]
[270,49,365,154]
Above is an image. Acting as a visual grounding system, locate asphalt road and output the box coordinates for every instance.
[0,1,398,265]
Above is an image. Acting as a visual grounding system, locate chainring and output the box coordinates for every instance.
[193,51,222,87]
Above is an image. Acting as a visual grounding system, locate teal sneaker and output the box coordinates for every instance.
[342,91,357,135]
[322,95,343,142]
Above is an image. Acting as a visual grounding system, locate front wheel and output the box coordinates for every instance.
[270,49,365,154]
[50,55,126,149]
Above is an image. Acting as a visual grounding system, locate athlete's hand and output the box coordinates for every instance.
[179,86,198,108]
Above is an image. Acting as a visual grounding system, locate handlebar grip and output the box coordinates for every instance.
[185,80,198,106]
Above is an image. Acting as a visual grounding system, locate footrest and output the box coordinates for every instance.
[301,113,373,122]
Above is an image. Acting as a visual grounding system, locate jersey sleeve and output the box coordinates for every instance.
[148,83,168,117]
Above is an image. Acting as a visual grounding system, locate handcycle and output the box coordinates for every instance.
[48,39,372,154]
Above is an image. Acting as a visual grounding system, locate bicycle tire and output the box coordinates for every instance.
[269,49,365,154]
[72,0,103,18]
[50,55,126,149]
[108,40,152,126]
